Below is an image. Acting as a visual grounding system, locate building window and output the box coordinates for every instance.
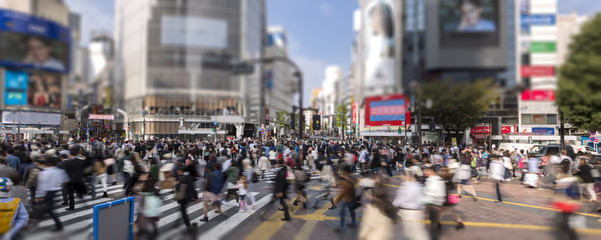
[521,114,531,125]
[532,114,546,124]
[546,114,558,124]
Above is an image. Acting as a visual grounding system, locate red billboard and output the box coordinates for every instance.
[351,101,357,124]
[364,94,410,127]
[521,89,555,101]
[521,66,555,77]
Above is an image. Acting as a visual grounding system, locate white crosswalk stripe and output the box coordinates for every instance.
[24,184,275,240]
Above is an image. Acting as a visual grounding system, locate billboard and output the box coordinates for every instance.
[2,111,61,126]
[521,66,554,77]
[364,94,410,127]
[0,9,71,73]
[363,0,397,89]
[4,70,28,105]
[161,16,227,49]
[439,0,500,47]
[521,89,555,101]
[4,70,62,108]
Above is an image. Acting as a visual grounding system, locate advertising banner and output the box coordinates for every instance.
[88,114,115,120]
[2,111,61,126]
[0,9,71,73]
[521,14,556,26]
[440,0,498,33]
[351,101,357,124]
[520,89,555,101]
[4,70,28,105]
[364,94,410,127]
[363,0,397,89]
[532,127,554,135]
[472,126,490,134]
[529,41,556,53]
[521,66,554,77]
[3,70,61,108]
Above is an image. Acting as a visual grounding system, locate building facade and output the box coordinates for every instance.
[264,26,295,130]
[114,0,266,140]
[0,0,72,142]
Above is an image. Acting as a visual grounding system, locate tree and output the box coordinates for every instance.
[421,79,498,140]
[275,111,290,137]
[335,104,349,139]
[557,14,601,131]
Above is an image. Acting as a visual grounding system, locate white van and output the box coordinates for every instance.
[498,143,534,153]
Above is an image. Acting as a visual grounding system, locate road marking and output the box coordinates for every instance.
[460,195,601,218]
[433,220,601,234]
[197,193,272,240]
[384,183,601,219]
[294,221,318,240]
[244,199,304,240]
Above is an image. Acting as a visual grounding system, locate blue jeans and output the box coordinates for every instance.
[338,201,356,229]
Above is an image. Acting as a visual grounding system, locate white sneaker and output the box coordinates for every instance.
[239,209,244,213]
[221,201,228,205]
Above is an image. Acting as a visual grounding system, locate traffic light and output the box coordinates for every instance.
[398,127,401,134]
[290,112,296,129]
[313,115,321,130]
[429,120,435,131]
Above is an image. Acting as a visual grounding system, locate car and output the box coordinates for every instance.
[529,144,576,159]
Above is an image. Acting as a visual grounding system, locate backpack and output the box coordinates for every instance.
[142,193,162,218]
[0,198,20,234]
[305,171,311,183]
[251,171,259,183]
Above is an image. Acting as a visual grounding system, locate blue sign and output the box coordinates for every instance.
[521,14,556,26]
[0,9,71,73]
[532,127,554,135]
[4,70,28,106]
[266,71,273,89]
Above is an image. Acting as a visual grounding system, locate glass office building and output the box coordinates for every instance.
[114,0,265,139]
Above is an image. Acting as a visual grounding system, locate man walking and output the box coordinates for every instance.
[58,148,89,211]
[35,157,68,231]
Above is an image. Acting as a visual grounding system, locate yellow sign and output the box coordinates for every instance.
[451,137,457,146]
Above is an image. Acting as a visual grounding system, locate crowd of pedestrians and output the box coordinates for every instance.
[0,137,599,240]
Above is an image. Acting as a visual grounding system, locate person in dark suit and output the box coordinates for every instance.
[176,165,199,227]
[21,140,32,152]
[57,147,90,211]
[274,159,291,221]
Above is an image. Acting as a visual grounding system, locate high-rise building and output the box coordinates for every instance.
[2,0,69,25]
[114,0,266,139]
[321,66,343,129]
[264,26,295,128]
[0,0,72,141]
[556,13,590,66]
[517,0,565,140]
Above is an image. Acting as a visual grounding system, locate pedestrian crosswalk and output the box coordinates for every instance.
[23,181,279,240]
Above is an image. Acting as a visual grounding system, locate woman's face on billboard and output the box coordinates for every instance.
[371,4,384,35]
[460,1,482,26]
[26,37,52,62]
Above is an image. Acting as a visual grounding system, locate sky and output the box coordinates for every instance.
[2,0,600,105]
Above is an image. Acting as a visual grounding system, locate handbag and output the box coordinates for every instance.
[174,182,187,201]
[590,165,600,178]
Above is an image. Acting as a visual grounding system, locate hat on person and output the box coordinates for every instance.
[0,178,13,198]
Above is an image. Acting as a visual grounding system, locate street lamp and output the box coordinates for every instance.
[142,110,147,141]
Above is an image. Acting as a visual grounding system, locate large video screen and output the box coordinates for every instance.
[4,69,62,108]
[439,0,499,47]
[0,9,71,73]
[364,94,410,127]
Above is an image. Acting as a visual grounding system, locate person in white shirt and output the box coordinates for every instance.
[489,155,505,203]
[422,167,446,239]
[35,157,68,231]
[393,170,428,240]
